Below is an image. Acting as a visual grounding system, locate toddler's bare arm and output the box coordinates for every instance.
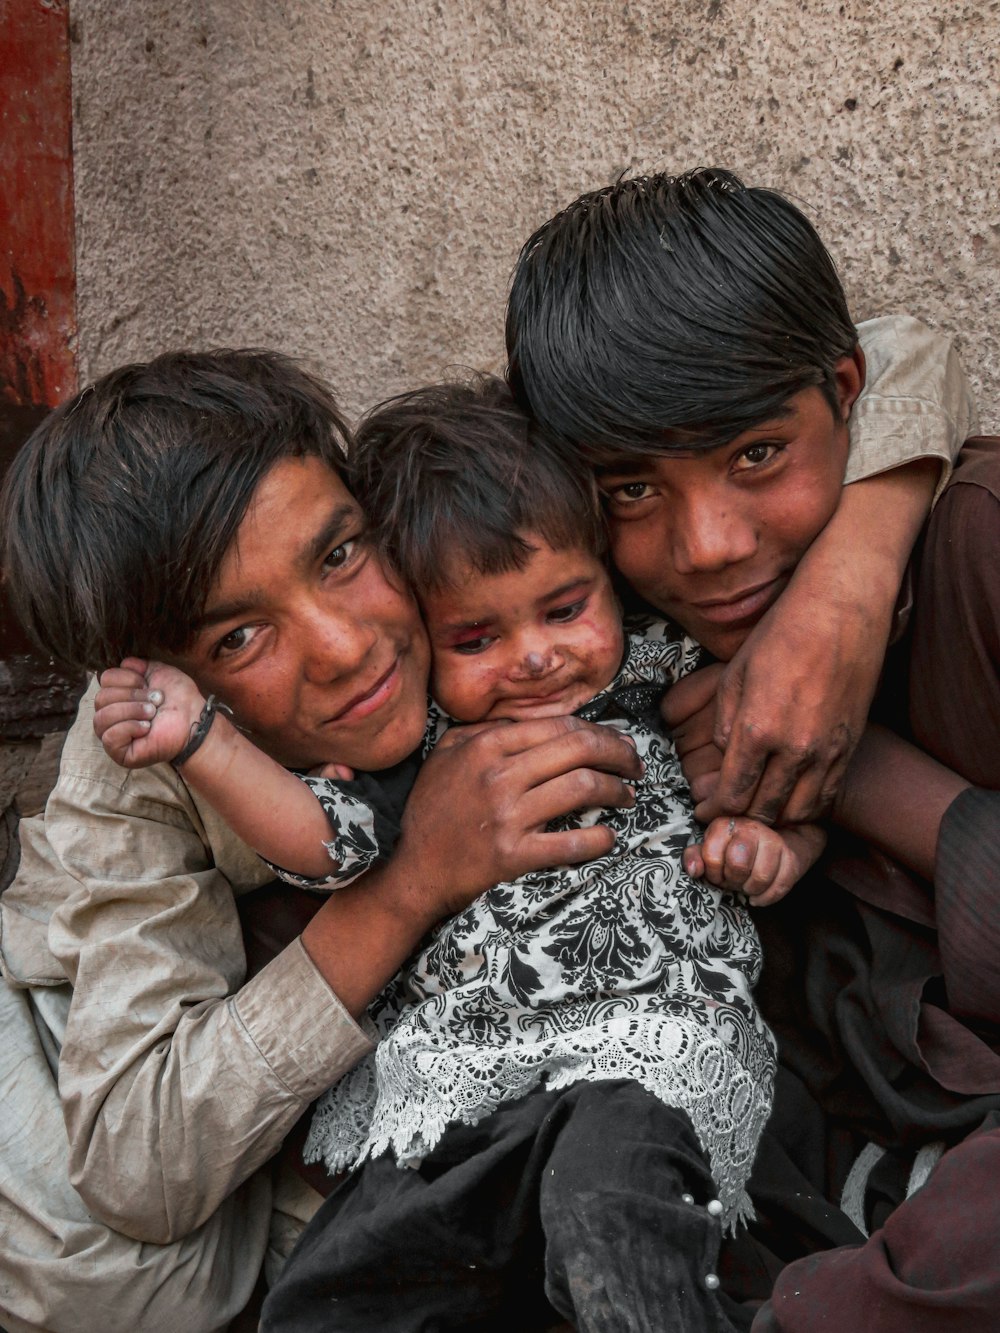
[95,659,339,880]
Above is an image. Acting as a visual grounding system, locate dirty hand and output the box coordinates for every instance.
[393,714,643,921]
[94,657,207,769]
[683,815,827,907]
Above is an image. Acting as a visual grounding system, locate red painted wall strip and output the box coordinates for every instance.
[0,0,77,407]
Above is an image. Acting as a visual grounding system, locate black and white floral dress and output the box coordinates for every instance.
[291,615,776,1225]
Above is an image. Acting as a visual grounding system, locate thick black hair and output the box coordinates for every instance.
[0,349,351,669]
[505,167,858,461]
[349,374,606,595]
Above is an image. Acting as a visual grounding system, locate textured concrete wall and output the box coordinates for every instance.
[72,0,999,426]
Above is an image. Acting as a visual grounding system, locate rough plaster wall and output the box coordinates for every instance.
[72,0,999,427]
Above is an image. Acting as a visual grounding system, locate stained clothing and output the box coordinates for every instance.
[736,437,1000,1331]
[0,317,975,1333]
[262,1081,743,1333]
[299,621,774,1228]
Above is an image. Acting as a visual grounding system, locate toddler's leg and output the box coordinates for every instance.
[260,1092,569,1332]
[539,1081,742,1333]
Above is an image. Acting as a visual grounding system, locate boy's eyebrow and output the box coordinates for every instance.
[595,403,801,475]
[192,593,264,635]
[541,576,592,602]
[299,502,361,573]
[595,460,650,479]
[193,500,360,633]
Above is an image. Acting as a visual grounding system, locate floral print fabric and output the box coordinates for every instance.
[303,616,776,1224]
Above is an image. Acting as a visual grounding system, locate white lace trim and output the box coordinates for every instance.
[304,1014,773,1229]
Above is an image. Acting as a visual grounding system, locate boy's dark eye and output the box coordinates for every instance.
[213,624,259,658]
[603,481,654,504]
[323,538,357,571]
[734,443,780,471]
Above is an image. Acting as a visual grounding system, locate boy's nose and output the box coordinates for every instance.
[672,500,758,575]
[301,604,377,684]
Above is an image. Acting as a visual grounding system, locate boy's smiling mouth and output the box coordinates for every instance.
[323,656,403,727]
[687,575,789,628]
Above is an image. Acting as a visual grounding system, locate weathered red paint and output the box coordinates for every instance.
[0,0,82,733]
[0,0,77,408]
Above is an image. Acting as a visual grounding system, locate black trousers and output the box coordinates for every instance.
[262,1080,746,1333]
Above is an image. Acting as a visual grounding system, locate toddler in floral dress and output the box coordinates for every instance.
[97,376,823,1333]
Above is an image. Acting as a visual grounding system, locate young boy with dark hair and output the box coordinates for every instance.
[507,167,974,828]
[4,348,354,671]
[504,166,1000,1328]
[0,352,643,1333]
[98,373,821,1331]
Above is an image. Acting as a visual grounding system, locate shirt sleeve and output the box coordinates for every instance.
[847,315,979,499]
[24,694,373,1244]
[262,774,388,891]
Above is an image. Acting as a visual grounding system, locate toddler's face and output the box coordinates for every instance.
[423,535,624,723]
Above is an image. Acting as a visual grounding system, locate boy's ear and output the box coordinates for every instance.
[832,345,866,422]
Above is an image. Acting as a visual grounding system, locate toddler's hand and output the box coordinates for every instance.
[94,657,208,769]
[308,761,356,782]
[683,816,826,908]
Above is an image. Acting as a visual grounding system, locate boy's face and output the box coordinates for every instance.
[170,456,431,770]
[597,355,862,661]
[423,536,624,723]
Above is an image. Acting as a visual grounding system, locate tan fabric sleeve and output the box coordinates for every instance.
[10,687,372,1245]
[847,315,978,500]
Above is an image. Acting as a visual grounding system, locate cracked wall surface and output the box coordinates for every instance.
[71,0,999,427]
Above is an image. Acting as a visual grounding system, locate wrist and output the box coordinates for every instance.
[373,850,449,938]
[301,860,441,1018]
[175,709,240,786]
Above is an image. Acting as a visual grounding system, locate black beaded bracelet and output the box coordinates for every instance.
[171,695,234,770]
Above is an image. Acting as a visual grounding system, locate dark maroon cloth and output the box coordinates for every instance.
[743,438,1000,1330]
[756,1115,1000,1333]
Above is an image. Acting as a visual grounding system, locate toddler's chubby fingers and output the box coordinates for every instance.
[99,716,154,764]
[697,815,745,886]
[696,815,773,893]
[746,847,803,907]
[97,667,153,696]
[94,684,161,710]
[308,762,356,781]
[748,878,793,909]
[682,843,705,879]
[733,830,783,899]
[93,698,158,740]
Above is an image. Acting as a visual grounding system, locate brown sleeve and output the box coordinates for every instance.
[935,786,1000,1027]
[908,438,1000,789]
